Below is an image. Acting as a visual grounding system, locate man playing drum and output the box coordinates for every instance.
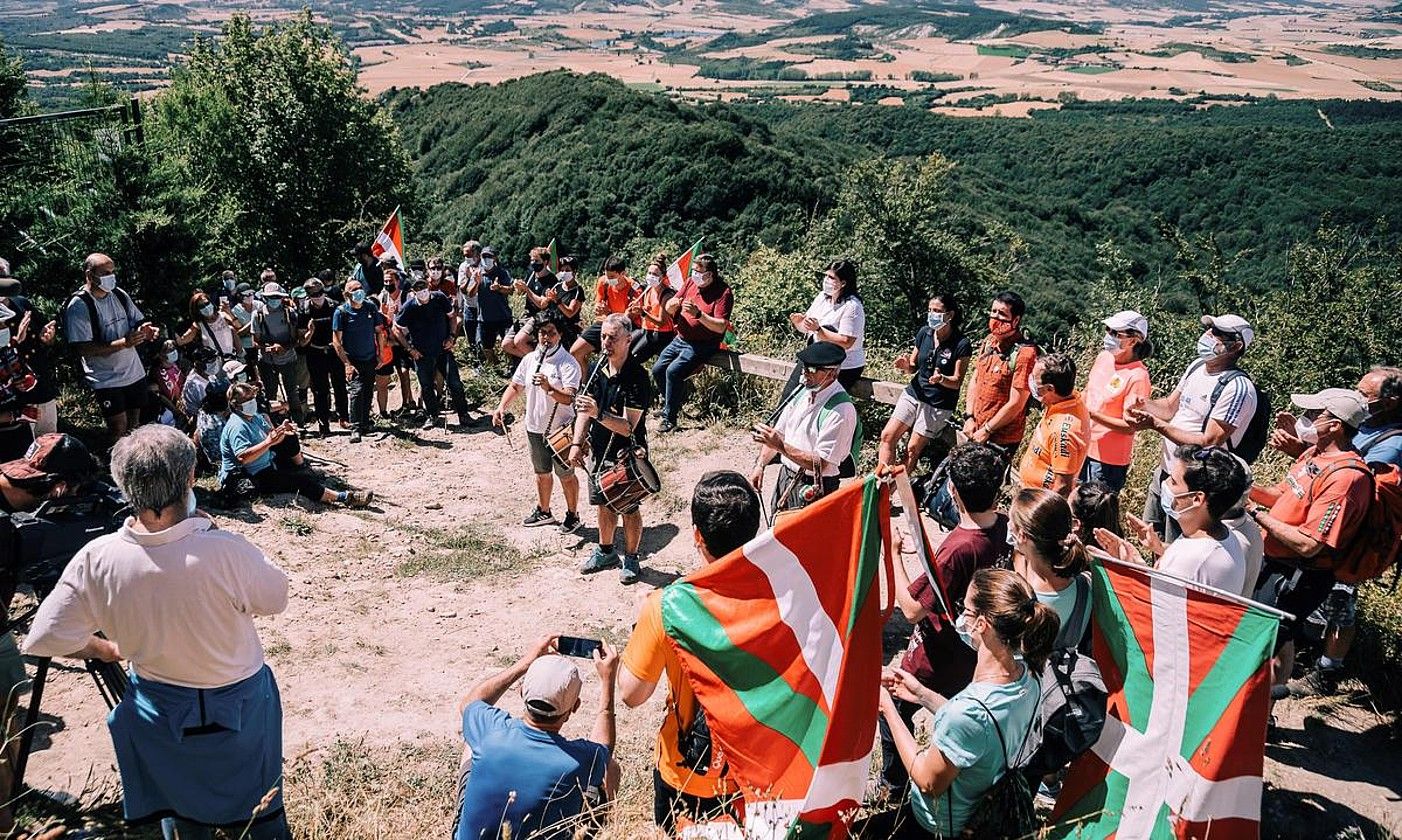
[750,341,859,513]
[569,313,653,585]
[491,311,583,534]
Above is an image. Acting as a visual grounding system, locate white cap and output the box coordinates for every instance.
[1201,314,1254,349]
[1292,388,1370,429]
[521,655,581,718]
[1103,310,1149,338]
[222,359,247,379]
[261,282,288,298]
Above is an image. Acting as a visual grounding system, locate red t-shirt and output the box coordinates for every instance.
[970,337,1038,447]
[900,516,1009,696]
[674,278,733,345]
[1264,448,1372,564]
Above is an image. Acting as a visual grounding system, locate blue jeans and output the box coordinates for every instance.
[651,336,719,423]
[1078,458,1129,492]
[162,813,289,839]
[414,349,469,418]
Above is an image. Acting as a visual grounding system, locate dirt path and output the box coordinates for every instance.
[15,392,1402,837]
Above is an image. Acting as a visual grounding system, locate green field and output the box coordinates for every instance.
[1066,64,1118,74]
[976,44,1031,59]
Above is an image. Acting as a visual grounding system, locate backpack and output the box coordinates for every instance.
[67,288,137,343]
[1194,362,1271,463]
[675,700,722,775]
[960,698,1038,839]
[1319,457,1402,584]
[0,484,129,609]
[1020,574,1107,779]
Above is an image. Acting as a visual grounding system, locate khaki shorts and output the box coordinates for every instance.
[527,431,572,478]
[891,391,952,439]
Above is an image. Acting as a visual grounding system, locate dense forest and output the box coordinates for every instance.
[388,72,1402,331]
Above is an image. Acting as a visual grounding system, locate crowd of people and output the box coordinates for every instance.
[2,243,1398,840]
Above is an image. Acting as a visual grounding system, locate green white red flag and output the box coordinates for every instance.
[1050,556,1279,839]
[662,475,893,838]
[371,206,405,269]
[666,239,704,291]
[547,237,558,273]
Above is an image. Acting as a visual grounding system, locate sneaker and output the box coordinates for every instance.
[349,430,362,443]
[620,553,641,584]
[659,419,677,433]
[346,489,373,509]
[523,507,555,527]
[338,419,351,429]
[559,511,581,534]
[580,547,619,574]
[1288,667,1343,698]
[422,415,438,431]
[318,422,332,437]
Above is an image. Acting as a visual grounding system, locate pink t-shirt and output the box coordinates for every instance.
[1084,350,1151,467]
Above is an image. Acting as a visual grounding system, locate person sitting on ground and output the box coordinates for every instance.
[23,424,293,839]
[880,443,1009,797]
[859,568,1057,839]
[879,293,970,474]
[620,471,760,833]
[491,313,583,534]
[146,339,186,429]
[453,636,620,840]
[628,254,677,365]
[1095,445,1252,594]
[502,246,559,359]
[785,257,866,393]
[219,382,371,508]
[0,275,61,436]
[1016,353,1090,497]
[569,256,638,369]
[652,254,732,433]
[193,380,230,473]
[963,291,1037,458]
[180,347,221,421]
[1008,488,1091,631]
[0,433,100,514]
[1081,311,1153,492]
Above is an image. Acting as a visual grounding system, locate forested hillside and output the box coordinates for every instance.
[388,72,1402,330]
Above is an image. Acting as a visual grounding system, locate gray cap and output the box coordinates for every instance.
[1292,388,1369,429]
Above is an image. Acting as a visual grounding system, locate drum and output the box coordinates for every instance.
[596,451,661,515]
[547,426,576,466]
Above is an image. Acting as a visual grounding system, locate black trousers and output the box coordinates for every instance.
[652,769,739,833]
[304,347,348,425]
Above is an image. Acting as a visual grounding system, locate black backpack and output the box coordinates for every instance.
[1020,574,1107,780]
[67,288,137,342]
[960,698,1039,839]
[0,484,129,612]
[1194,361,1271,464]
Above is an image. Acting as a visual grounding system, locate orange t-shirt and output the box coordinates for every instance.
[1084,351,1152,467]
[594,275,639,322]
[639,284,676,333]
[621,590,738,799]
[1017,392,1090,491]
[970,338,1038,447]
[1264,448,1372,563]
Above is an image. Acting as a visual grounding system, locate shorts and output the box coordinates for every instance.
[527,431,573,478]
[891,391,952,439]
[1255,558,1337,651]
[1315,583,1358,629]
[1079,458,1130,492]
[578,322,604,351]
[95,379,149,418]
[478,320,511,347]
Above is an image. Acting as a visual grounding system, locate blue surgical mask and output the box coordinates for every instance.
[954,613,977,650]
[165,349,179,364]
[98,274,117,292]
[1160,489,1200,521]
[482,258,496,270]
[240,398,258,416]
[199,304,214,318]
[267,299,283,310]
[1103,334,1121,353]
[927,312,945,330]
[351,290,367,305]
[1195,333,1222,361]
[0,328,10,347]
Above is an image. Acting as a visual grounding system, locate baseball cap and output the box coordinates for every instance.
[1103,310,1149,338]
[304,278,325,294]
[520,655,581,718]
[235,283,253,296]
[1,434,98,483]
[481,246,498,258]
[1200,314,1254,349]
[261,282,288,298]
[796,340,846,368]
[1292,388,1370,429]
[223,358,248,380]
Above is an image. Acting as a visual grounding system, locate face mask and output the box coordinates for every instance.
[99,274,117,292]
[559,271,574,283]
[185,487,197,516]
[607,274,622,288]
[199,304,215,318]
[0,328,9,347]
[1160,489,1200,521]
[1196,333,1224,361]
[988,317,1015,338]
[351,290,367,305]
[1296,415,1320,446]
[482,258,496,270]
[204,362,221,377]
[927,312,945,330]
[414,289,430,304]
[696,273,712,288]
[530,261,544,273]
[165,349,179,364]
[646,273,662,288]
[240,398,258,416]
[1103,334,1122,353]
[412,270,424,282]
[224,277,236,290]
[954,613,977,650]
[266,299,283,310]
[822,276,838,297]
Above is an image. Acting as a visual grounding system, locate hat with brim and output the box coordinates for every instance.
[1200,314,1254,349]
[261,282,288,298]
[521,655,581,718]
[223,359,247,379]
[0,278,23,297]
[1292,388,1369,429]
[1103,310,1149,338]
[0,434,97,482]
[797,340,846,368]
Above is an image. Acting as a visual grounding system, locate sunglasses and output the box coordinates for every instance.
[803,365,837,375]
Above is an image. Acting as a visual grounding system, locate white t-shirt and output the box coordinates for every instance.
[1223,512,1265,598]
[773,380,858,477]
[1161,361,1258,472]
[803,292,866,370]
[511,344,581,434]
[1157,532,1247,595]
[457,260,480,308]
[23,517,289,689]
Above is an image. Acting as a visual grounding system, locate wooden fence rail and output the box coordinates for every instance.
[703,349,905,405]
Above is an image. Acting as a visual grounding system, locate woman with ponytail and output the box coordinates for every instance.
[1008,487,1092,631]
[861,568,1058,838]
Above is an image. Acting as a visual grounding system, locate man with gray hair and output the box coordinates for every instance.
[22,424,292,839]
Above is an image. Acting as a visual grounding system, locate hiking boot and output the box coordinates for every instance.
[457,413,471,428]
[422,415,439,431]
[1269,683,1290,701]
[349,430,362,443]
[346,489,373,509]
[559,511,581,534]
[523,507,555,527]
[338,419,351,429]
[620,553,641,585]
[580,547,619,574]
[1288,667,1343,698]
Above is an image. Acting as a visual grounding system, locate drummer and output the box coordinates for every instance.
[750,341,859,512]
[490,312,582,534]
[568,313,652,585]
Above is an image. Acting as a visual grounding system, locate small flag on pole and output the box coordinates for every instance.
[666,239,703,291]
[371,207,405,269]
[547,238,558,273]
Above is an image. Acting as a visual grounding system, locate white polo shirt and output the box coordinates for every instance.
[773,379,858,478]
[511,344,581,435]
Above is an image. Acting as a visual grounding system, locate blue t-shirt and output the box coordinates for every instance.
[219,412,274,483]
[1355,420,1402,468]
[456,701,609,840]
[395,292,452,352]
[909,668,1040,836]
[477,266,514,323]
[331,300,384,362]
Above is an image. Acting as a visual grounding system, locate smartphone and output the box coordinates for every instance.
[557,636,603,659]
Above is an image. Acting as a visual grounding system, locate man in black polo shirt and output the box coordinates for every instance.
[568,314,651,585]
[301,277,349,436]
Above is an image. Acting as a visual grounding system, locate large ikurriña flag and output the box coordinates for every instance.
[661,475,893,839]
[1050,556,1280,840]
[371,207,405,269]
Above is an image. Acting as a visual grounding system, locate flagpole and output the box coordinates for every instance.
[1090,549,1296,622]
[890,468,951,620]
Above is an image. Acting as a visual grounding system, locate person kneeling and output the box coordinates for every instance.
[220,382,371,508]
[454,636,620,840]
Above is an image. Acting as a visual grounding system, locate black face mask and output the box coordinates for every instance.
[530,262,544,273]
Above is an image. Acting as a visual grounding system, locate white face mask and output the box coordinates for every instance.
[1296,415,1320,446]
[558,271,574,283]
[1103,334,1122,354]
[98,273,117,292]
[927,312,945,330]
[954,613,977,650]
[694,272,711,288]
[481,258,496,270]
[822,276,838,297]
[165,350,179,364]
[0,328,10,347]
[607,274,622,288]
[646,273,662,288]
[240,398,258,416]
[414,289,430,304]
